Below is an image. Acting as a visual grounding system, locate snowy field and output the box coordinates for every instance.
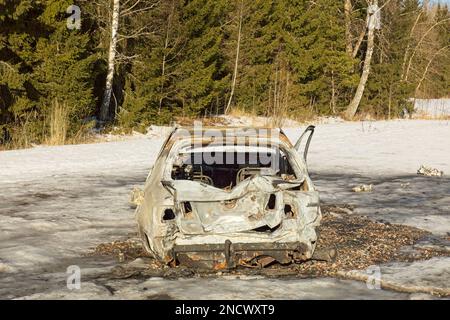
[414,99,450,118]
[0,120,449,299]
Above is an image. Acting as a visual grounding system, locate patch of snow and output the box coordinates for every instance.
[18,277,409,300]
[380,257,450,290]
[414,99,450,119]
[0,137,165,183]
[343,257,450,297]
[284,120,450,177]
[1,119,449,299]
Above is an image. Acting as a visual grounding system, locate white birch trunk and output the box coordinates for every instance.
[225,0,243,115]
[344,0,353,56]
[344,2,378,119]
[159,0,175,114]
[100,0,120,122]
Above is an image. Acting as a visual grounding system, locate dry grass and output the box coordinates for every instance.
[45,100,68,146]
[342,111,386,122]
[228,107,281,127]
[227,106,254,118]
[5,116,37,149]
[411,112,450,120]
[66,121,97,145]
[174,112,321,128]
[228,106,316,128]
[1,101,97,151]
[174,116,228,126]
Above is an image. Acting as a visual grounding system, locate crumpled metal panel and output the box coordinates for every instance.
[164,175,304,202]
[164,176,305,234]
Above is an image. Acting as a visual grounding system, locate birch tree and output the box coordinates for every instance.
[225,0,244,115]
[344,0,380,119]
[97,0,159,122]
[100,0,120,121]
[344,0,370,59]
[402,17,450,82]
[345,0,354,56]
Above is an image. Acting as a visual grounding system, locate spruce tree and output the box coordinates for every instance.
[0,0,98,144]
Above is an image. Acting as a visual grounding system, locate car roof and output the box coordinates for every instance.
[171,127,292,144]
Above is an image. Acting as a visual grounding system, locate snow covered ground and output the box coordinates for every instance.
[414,99,450,118]
[0,120,449,299]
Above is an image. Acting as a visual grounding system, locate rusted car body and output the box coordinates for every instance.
[135,126,322,269]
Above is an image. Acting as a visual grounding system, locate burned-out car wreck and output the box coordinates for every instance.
[135,126,330,269]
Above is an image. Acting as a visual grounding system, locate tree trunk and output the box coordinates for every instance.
[345,0,368,59]
[344,0,353,56]
[344,2,377,119]
[352,15,369,58]
[400,10,423,80]
[225,0,244,115]
[100,0,120,122]
[388,84,392,120]
[159,0,175,115]
[403,17,450,82]
[330,70,336,114]
[415,45,449,96]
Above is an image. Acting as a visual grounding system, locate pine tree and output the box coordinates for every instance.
[33,0,97,136]
[0,0,36,143]
[291,0,358,115]
[1,1,449,139]
[119,0,186,129]
[0,0,98,145]
[233,0,357,117]
[120,0,231,129]
[176,0,230,116]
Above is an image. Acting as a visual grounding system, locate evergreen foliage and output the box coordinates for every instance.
[0,0,448,144]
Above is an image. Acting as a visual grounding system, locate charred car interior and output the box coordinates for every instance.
[135,126,328,269]
[171,146,298,189]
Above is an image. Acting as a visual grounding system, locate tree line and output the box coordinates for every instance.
[0,0,449,146]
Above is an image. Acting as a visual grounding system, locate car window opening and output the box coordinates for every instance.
[171,146,297,190]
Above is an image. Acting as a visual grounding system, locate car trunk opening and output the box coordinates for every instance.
[170,144,301,190]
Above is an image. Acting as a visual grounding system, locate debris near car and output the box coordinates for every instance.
[352,184,373,193]
[135,125,323,269]
[417,165,444,177]
[296,205,437,277]
[88,239,149,262]
[130,187,144,209]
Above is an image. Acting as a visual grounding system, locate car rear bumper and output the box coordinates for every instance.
[172,240,313,269]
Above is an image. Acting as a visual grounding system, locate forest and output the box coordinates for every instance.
[0,0,449,147]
